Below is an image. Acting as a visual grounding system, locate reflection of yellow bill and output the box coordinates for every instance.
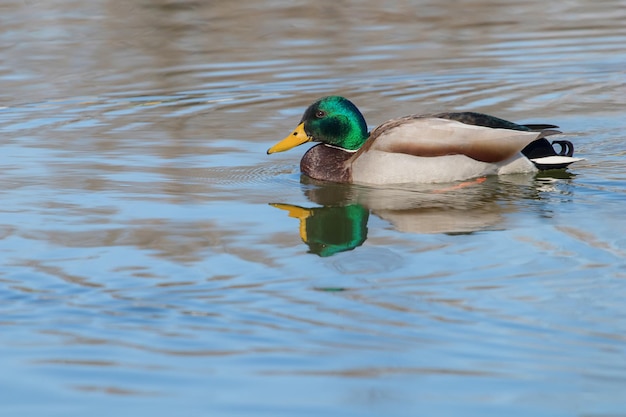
[267,123,311,154]
[270,203,312,242]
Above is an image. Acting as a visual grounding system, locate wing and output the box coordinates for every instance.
[358,116,550,163]
[431,111,559,132]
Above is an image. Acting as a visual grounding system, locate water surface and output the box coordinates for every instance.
[1,1,626,416]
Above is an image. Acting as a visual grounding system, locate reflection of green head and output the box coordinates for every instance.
[271,203,369,257]
[301,205,369,257]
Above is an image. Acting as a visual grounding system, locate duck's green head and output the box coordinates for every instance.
[267,96,369,154]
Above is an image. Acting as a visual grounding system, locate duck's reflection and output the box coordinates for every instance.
[272,173,574,256]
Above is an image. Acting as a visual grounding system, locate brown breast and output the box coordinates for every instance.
[300,144,353,183]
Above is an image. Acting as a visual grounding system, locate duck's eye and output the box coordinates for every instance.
[315,110,326,118]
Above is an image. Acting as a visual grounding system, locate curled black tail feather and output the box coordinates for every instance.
[522,137,575,160]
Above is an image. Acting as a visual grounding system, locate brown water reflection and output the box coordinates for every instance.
[1,1,626,416]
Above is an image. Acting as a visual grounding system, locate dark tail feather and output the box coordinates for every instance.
[522,123,559,131]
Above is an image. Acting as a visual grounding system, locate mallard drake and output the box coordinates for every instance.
[267,96,582,184]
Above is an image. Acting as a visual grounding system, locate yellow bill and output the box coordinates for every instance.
[267,123,311,154]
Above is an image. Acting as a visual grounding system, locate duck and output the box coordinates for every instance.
[267,96,582,184]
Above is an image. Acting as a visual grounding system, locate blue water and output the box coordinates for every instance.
[1,1,626,416]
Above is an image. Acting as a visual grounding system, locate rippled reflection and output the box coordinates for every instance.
[270,172,580,256]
